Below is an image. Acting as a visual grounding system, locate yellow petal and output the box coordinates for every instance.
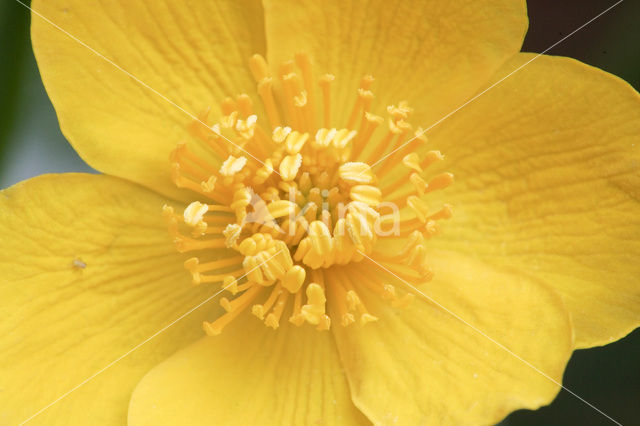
[128,316,368,425]
[31,0,266,200]
[262,0,527,127]
[0,174,221,425]
[427,54,640,348]
[333,251,573,425]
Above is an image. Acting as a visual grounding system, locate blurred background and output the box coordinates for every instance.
[1,1,638,424]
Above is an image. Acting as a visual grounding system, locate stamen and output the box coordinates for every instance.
[301,282,330,331]
[219,155,248,177]
[289,289,305,326]
[257,78,281,128]
[203,285,262,335]
[249,54,269,81]
[351,112,384,159]
[376,128,428,178]
[350,185,382,207]
[363,118,405,165]
[251,283,283,320]
[184,257,244,285]
[319,74,335,128]
[281,265,306,293]
[265,290,289,329]
[166,53,453,335]
[295,52,317,131]
[279,153,303,181]
[425,173,455,193]
[281,72,305,130]
[236,94,253,118]
[326,271,355,327]
[339,162,375,184]
[347,88,374,130]
[421,150,444,168]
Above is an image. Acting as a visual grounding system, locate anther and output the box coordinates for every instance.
[402,153,423,173]
[183,201,209,226]
[279,153,303,181]
[422,150,444,169]
[281,265,306,293]
[410,173,428,196]
[300,283,328,327]
[307,221,334,256]
[249,54,269,81]
[219,155,247,177]
[425,173,454,193]
[407,196,430,223]
[339,162,374,184]
[285,131,309,154]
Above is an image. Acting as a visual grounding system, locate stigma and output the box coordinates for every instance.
[164,53,453,335]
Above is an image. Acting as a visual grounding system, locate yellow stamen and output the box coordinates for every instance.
[319,74,335,128]
[204,285,262,335]
[265,290,289,329]
[281,265,306,293]
[295,52,317,132]
[279,153,303,181]
[165,53,453,335]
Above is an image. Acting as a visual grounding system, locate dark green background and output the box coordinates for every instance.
[1,1,638,425]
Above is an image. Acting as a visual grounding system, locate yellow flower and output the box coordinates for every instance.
[1,0,638,425]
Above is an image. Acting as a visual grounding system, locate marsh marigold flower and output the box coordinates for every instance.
[1,0,639,425]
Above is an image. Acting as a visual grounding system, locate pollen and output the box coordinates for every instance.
[165,52,453,335]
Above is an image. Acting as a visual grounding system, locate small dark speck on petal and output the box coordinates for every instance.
[72,258,87,270]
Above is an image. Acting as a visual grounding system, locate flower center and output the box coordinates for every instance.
[164,53,453,335]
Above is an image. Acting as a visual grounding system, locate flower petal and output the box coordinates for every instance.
[0,174,220,424]
[333,251,573,425]
[262,0,527,125]
[425,54,640,348]
[128,316,368,425]
[31,0,266,200]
